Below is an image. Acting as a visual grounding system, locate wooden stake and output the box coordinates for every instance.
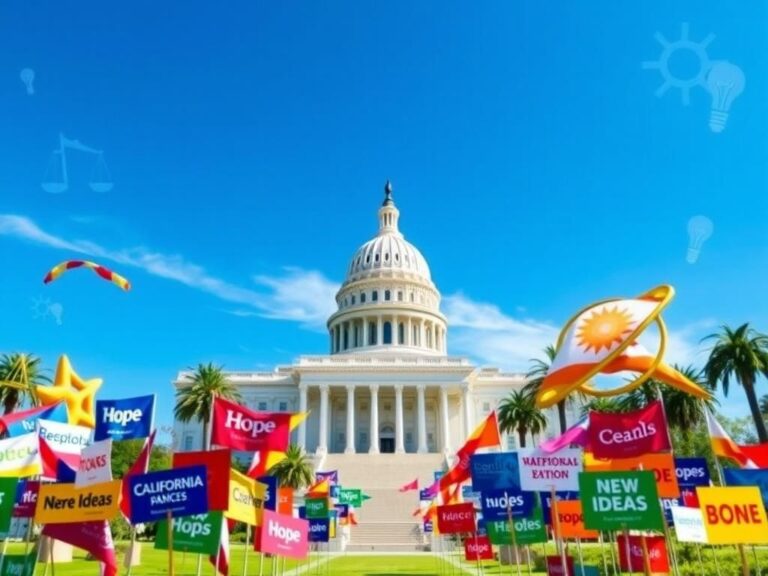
[639,533,652,576]
[575,538,585,576]
[597,533,609,576]
[506,501,522,576]
[738,544,749,576]
[49,538,55,576]
[242,525,250,576]
[622,526,632,574]
[550,488,569,576]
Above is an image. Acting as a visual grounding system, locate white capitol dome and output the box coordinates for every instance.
[327,182,448,355]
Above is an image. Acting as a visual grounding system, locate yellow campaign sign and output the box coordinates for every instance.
[35,480,121,524]
[225,469,266,526]
[697,486,768,545]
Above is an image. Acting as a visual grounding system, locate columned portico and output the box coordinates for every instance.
[318,384,329,455]
[298,384,308,450]
[345,385,356,453]
[439,386,451,453]
[416,384,427,453]
[462,384,473,438]
[369,385,380,454]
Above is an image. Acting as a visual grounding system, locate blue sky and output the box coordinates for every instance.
[0,2,766,429]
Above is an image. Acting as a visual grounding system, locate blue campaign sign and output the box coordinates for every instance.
[298,506,306,519]
[334,504,349,518]
[419,489,433,501]
[258,476,278,511]
[480,490,536,521]
[129,465,208,523]
[309,519,330,542]
[94,395,155,441]
[574,566,599,576]
[423,520,433,533]
[330,485,340,499]
[470,453,520,492]
[476,518,487,537]
[674,457,711,487]
[661,497,682,526]
[724,468,768,509]
[6,403,69,437]
[433,471,444,482]
[540,491,578,525]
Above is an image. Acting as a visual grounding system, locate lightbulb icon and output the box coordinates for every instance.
[687,215,713,264]
[49,302,63,326]
[706,61,744,133]
[19,68,35,95]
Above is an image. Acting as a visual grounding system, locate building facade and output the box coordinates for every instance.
[173,184,577,454]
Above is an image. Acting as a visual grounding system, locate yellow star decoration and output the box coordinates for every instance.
[37,355,102,428]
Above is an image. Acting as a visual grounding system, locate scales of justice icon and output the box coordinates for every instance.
[41,133,113,193]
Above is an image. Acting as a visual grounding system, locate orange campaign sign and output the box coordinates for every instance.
[697,486,768,545]
[553,501,598,540]
[584,452,680,498]
[278,487,294,516]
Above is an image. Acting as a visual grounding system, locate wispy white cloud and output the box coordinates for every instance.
[0,214,338,331]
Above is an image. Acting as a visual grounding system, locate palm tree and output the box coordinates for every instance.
[174,363,242,448]
[580,397,624,417]
[704,323,768,443]
[497,390,547,448]
[760,394,768,419]
[0,354,49,414]
[270,445,314,489]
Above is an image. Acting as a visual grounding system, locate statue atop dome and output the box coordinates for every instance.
[383,180,394,206]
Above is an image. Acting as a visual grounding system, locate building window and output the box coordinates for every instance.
[344,328,349,350]
[279,401,288,412]
[397,291,403,301]
[410,292,415,302]
[361,292,366,303]
[383,322,392,344]
[184,435,193,451]
[384,253,389,262]
[398,323,405,344]
[354,325,360,347]
[482,402,491,412]
[368,322,377,345]
[372,291,378,302]
[384,290,391,301]
[258,401,268,411]
[351,295,356,305]
[375,253,380,263]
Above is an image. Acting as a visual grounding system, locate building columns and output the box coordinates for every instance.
[298,385,308,450]
[416,384,428,453]
[345,385,356,453]
[394,384,405,454]
[462,385,473,439]
[318,384,329,455]
[440,386,451,454]
[369,385,380,454]
[377,316,383,346]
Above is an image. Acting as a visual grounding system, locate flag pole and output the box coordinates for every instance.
[575,538,585,576]
[506,500,521,576]
[550,487,568,576]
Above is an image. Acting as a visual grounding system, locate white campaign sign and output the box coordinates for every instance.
[671,506,708,544]
[75,439,113,487]
[517,448,582,491]
[37,419,92,455]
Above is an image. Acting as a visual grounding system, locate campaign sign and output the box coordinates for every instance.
[0,550,35,576]
[697,486,768,544]
[470,453,520,492]
[306,497,329,519]
[419,488,432,501]
[586,452,680,498]
[671,506,708,544]
[4,402,68,438]
[540,491,579,525]
[94,395,154,441]
[334,503,349,518]
[423,519,433,533]
[0,478,19,532]
[338,488,362,508]
[226,469,266,526]
[675,457,710,487]
[155,511,222,555]
[330,485,340,499]
[518,449,582,492]
[277,487,293,515]
[617,535,669,574]
[35,480,120,524]
[579,471,663,531]
[13,480,39,518]
[434,471,444,482]
[723,468,768,511]
[437,503,475,534]
[173,449,231,511]
[553,501,598,540]
[661,497,682,527]
[75,439,113,488]
[485,507,547,545]
[0,433,41,478]
[259,476,277,511]
[308,519,330,542]
[37,419,91,458]
[479,490,535,521]
[260,509,309,559]
[464,535,493,561]
[129,465,208,523]
[573,566,599,576]
[546,555,575,576]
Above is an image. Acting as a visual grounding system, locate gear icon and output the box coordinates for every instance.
[643,23,714,105]
[31,296,51,319]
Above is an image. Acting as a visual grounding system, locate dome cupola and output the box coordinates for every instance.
[327,182,448,356]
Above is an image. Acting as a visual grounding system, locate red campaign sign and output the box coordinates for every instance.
[546,555,575,576]
[172,448,231,511]
[211,397,292,453]
[464,535,494,561]
[436,503,475,534]
[617,535,669,574]
[13,480,39,518]
[259,510,309,560]
[681,488,699,508]
[588,400,670,459]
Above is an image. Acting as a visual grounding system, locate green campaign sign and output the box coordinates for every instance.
[579,471,663,531]
[486,507,547,545]
[0,478,19,534]
[0,550,35,576]
[338,489,362,508]
[155,512,222,555]
[306,497,329,519]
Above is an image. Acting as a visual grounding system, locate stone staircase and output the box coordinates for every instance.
[321,453,445,552]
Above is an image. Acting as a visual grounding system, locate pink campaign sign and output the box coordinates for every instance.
[260,510,309,559]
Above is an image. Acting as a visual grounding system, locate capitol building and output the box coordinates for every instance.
[172,184,575,494]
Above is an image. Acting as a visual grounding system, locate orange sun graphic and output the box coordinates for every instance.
[576,305,635,354]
